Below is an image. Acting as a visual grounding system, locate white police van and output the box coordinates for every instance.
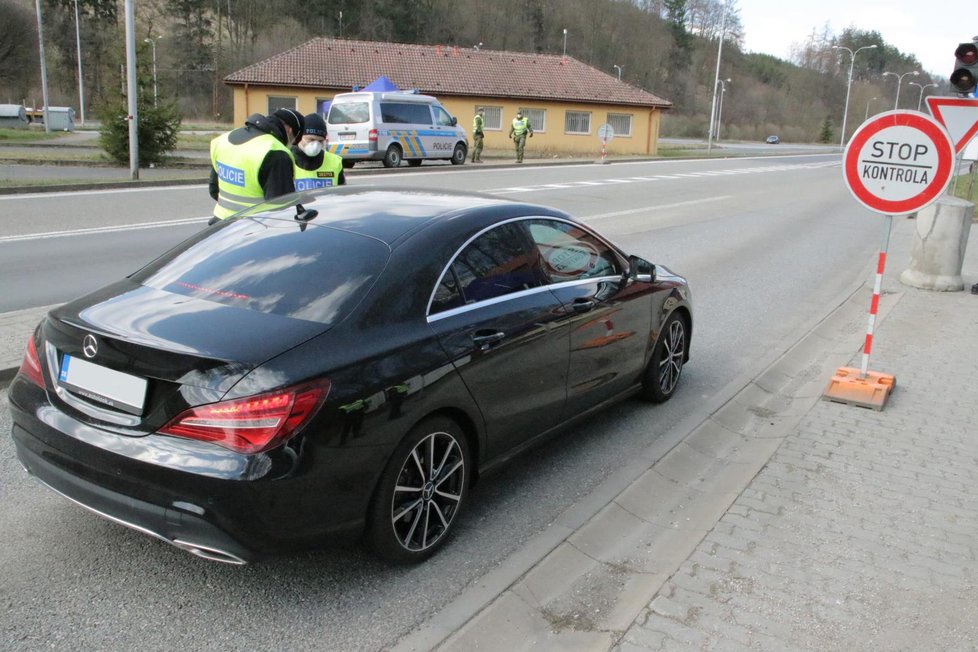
[326,91,468,168]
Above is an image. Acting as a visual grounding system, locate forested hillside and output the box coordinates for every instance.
[0,0,946,142]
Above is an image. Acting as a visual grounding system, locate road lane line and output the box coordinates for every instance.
[583,195,731,220]
[0,216,210,243]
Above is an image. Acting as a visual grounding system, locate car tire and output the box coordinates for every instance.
[451,143,467,165]
[366,416,470,563]
[383,145,402,168]
[407,159,423,167]
[640,312,687,403]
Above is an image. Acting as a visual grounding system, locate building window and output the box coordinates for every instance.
[267,96,296,113]
[316,98,332,116]
[518,107,546,133]
[479,106,502,130]
[607,113,633,137]
[564,111,591,135]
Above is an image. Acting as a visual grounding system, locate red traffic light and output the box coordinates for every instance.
[956,43,978,65]
[952,42,978,93]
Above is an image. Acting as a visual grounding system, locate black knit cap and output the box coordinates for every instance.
[304,113,327,138]
[272,108,305,137]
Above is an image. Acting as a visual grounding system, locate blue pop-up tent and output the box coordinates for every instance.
[360,75,400,92]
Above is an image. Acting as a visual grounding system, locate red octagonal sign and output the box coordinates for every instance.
[844,110,954,215]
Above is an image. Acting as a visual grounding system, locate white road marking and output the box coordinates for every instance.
[0,216,210,243]
[584,196,731,220]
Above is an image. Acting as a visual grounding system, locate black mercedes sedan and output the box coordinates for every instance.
[9,187,692,565]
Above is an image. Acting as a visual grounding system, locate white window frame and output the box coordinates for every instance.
[607,113,633,138]
[479,106,503,131]
[564,111,591,135]
[518,107,546,133]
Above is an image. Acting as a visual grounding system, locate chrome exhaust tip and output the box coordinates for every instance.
[172,539,248,565]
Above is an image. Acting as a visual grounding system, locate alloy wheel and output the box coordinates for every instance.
[657,318,685,395]
[390,430,465,552]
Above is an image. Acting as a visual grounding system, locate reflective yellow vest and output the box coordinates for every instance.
[473,114,484,133]
[511,117,530,136]
[294,151,345,191]
[210,132,292,220]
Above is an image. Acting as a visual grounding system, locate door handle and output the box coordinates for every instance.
[472,330,505,351]
[571,299,595,313]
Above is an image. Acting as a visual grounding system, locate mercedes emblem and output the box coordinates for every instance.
[82,334,98,359]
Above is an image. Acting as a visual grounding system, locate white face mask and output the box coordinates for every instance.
[301,140,323,157]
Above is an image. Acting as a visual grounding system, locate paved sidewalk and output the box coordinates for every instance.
[617,231,978,649]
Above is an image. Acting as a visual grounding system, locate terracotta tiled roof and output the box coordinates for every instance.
[225,37,671,109]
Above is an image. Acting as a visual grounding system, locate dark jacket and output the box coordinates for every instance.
[209,113,295,201]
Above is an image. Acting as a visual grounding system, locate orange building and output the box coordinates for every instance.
[224,38,672,157]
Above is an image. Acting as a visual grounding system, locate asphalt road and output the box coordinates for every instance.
[0,154,886,650]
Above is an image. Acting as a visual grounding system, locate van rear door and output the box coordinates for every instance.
[326,100,373,158]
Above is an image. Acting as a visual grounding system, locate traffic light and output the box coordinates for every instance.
[951,42,978,95]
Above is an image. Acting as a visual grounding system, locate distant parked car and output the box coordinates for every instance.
[766,135,780,144]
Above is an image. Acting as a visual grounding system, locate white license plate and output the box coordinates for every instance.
[58,354,147,415]
[339,133,356,141]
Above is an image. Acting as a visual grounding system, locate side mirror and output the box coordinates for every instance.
[451,117,458,126]
[627,255,655,283]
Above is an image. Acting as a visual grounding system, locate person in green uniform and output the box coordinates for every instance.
[471,108,485,163]
[292,113,346,191]
[208,108,304,225]
[508,111,533,163]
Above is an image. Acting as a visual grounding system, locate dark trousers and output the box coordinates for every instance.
[472,132,484,161]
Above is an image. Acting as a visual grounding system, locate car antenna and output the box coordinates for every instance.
[294,204,318,223]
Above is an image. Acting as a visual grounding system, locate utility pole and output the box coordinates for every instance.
[73,0,85,124]
[34,0,51,133]
[124,0,138,178]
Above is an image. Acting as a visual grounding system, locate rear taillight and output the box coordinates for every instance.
[19,333,45,389]
[159,379,330,454]
[368,128,378,142]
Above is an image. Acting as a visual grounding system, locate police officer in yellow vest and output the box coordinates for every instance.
[471,108,485,163]
[292,113,346,191]
[508,110,533,163]
[208,108,304,225]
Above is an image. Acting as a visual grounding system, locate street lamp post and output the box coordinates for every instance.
[908,81,938,112]
[715,78,730,140]
[882,70,920,110]
[613,64,622,81]
[831,43,877,148]
[707,1,727,154]
[144,36,160,107]
[864,96,877,121]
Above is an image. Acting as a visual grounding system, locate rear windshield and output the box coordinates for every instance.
[328,102,370,125]
[131,218,389,325]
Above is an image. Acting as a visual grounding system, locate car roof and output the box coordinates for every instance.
[248,186,570,247]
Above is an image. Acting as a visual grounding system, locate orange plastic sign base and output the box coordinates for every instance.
[822,367,896,411]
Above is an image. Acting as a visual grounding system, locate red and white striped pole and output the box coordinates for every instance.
[600,137,607,162]
[861,214,893,378]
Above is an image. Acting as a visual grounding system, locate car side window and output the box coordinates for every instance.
[447,223,546,306]
[524,219,621,283]
[433,106,455,127]
[430,267,464,314]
